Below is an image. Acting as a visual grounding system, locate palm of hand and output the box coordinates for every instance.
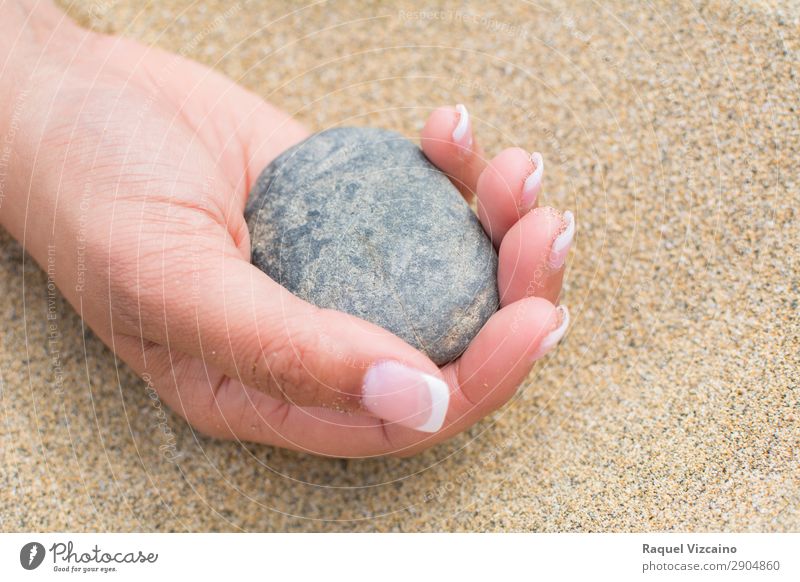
[50,36,314,445]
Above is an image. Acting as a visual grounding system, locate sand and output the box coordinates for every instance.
[1,0,798,532]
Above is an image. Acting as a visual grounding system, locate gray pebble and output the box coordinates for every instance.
[245,127,498,365]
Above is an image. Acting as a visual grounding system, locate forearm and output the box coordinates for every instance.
[0,1,86,258]
[0,0,73,124]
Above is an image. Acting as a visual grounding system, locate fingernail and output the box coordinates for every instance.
[521,152,544,209]
[362,361,450,433]
[548,210,575,269]
[452,103,473,150]
[531,305,570,360]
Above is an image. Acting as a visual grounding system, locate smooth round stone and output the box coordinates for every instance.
[245,127,498,365]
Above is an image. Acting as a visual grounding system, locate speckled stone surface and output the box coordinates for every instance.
[1,1,798,532]
[245,127,498,365]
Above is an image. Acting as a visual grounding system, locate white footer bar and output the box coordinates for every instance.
[2,533,797,581]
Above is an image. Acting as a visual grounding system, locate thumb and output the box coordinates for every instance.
[144,254,452,433]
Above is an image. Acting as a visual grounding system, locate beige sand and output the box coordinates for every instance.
[1,0,797,531]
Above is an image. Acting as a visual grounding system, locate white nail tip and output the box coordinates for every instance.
[523,152,544,195]
[452,103,470,144]
[553,211,575,253]
[415,374,450,433]
[532,305,570,360]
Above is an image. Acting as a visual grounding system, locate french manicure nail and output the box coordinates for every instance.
[452,103,472,149]
[362,361,450,433]
[521,152,544,209]
[548,210,575,269]
[531,305,570,360]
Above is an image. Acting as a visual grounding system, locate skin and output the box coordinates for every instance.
[0,1,571,458]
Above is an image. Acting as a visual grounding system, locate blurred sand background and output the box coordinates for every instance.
[1,0,798,531]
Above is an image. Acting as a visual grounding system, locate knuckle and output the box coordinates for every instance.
[249,329,327,407]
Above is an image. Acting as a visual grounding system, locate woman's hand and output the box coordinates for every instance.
[1,2,573,457]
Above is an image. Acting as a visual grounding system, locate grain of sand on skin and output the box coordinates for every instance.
[0,0,797,531]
